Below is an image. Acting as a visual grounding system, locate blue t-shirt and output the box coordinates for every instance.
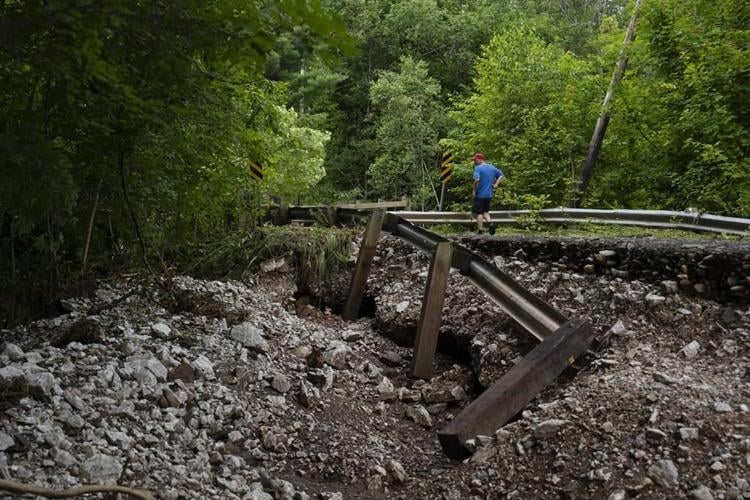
[473,163,503,198]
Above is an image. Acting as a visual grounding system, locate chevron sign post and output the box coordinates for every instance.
[440,151,453,183]
[248,160,263,181]
[438,151,453,211]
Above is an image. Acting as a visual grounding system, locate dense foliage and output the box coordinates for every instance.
[2,0,748,324]
[0,0,349,323]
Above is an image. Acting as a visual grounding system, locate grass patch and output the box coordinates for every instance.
[435,222,749,241]
[183,225,357,282]
[262,225,357,287]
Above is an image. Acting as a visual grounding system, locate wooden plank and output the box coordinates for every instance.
[437,320,594,459]
[342,209,385,321]
[410,242,453,379]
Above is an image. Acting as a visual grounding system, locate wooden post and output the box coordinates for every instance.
[342,209,385,321]
[437,320,594,459]
[273,202,290,226]
[325,206,339,227]
[279,202,290,226]
[411,242,453,379]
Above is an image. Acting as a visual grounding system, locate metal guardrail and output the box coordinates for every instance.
[387,216,567,340]
[290,207,567,341]
[396,208,750,235]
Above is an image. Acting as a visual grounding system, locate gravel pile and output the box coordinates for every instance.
[0,232,748,499]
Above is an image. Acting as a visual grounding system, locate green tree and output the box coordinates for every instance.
[453,28,600,206]
[368,56,445,205]
[592,0,750,215]
[0,0,350,324]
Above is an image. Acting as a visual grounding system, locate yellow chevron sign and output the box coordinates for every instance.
[440,151,453,184]
[249,160,263,181]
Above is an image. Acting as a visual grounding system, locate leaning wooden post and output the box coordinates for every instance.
[410,242,453,379]
[342,209,385,320]
[437,320,594,459]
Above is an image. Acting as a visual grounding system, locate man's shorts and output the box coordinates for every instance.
[472,197,491,215]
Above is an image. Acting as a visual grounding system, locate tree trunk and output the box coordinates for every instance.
[572,0,643,207]
[118,150,150,271]
[82,175,104,273]
[9,219,17,327]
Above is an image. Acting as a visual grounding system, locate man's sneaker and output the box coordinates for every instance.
[488,224,496,235]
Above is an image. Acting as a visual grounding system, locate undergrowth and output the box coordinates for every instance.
[185,225,357,288]
[262,225,356,290]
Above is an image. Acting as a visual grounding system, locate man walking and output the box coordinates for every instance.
[471,153,503,234]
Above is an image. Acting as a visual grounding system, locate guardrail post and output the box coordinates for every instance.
[402,195,411,210]
[273,202,290,226]
[342,209,386,321]
[325,206,339,227]
[437,320,593,459]
[410,242,453,379]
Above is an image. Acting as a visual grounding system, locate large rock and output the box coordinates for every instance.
[385,460,407,484]
[648,459,679,488]
[81,454,123,484]
[533,419,570,439]
[322,342,350,370]
[0,432,14,451]
[63,389,86,411]
[271,373,291,394]
[246,482,273,500]
[681,340,700,359]
[26,371,58,401]
[191,355,215,379]
[132,367,158,389]
[405,405,433,428]
[690,485,714,500]
[0,366,28,397]
[150,322,172,338]
[2,343,25,361]
[230,323,268,352]
[125,354,168,382]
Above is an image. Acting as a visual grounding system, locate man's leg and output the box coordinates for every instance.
[475,214,484,232]
[484,212,495,235]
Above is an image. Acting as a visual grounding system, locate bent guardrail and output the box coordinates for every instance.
[290,207,569,341]
[283,206,597,458]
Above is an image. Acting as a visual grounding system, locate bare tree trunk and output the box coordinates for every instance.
[118,150,151,271]
[299,60,305,116]
[82,175,103,273]
[9,219,17,327]
[572,0,643,207]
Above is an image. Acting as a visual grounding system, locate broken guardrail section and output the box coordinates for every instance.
[284,206,599,459]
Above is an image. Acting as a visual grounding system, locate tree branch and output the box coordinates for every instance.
[0,478,153,499]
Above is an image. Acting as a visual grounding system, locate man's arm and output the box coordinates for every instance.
[473,179,479,196]
[493,167,504,189]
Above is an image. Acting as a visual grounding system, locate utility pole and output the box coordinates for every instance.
[572,0,643,207]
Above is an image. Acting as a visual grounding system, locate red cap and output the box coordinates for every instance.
[472,153,485,161]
